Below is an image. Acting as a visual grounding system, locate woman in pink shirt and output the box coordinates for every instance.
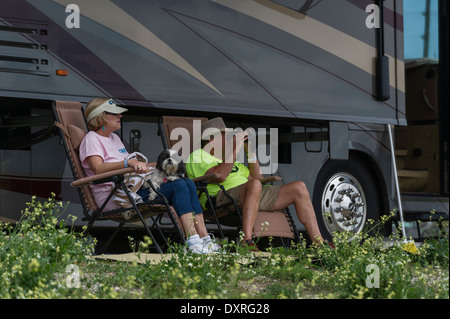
[79,98,220,254]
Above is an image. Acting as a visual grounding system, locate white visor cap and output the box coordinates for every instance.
[86,99,128,122]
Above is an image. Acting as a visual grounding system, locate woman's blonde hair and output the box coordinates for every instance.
[85,97,109,131]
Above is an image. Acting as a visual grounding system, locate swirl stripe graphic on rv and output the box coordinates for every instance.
[52,0,223,96]
[213,0,404,93]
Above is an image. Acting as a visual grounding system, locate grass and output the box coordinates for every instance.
[0,195,448,299]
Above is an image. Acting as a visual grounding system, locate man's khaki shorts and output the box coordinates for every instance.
[216,184,281,211]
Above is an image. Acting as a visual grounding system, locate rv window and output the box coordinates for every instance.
[404,0,439,60]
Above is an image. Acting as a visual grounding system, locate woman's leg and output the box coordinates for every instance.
[159,180,199,237]
[179,213,198,237]
[183,179,209,237]
[184,178,203,215]
[183,179,221,252]
[193,214,208,238]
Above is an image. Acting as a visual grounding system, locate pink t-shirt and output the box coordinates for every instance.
[79,131,128,211]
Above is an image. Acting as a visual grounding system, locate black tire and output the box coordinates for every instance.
[312,157,380,241]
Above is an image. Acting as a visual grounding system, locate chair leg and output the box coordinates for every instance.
[284,207,301,243]
[85,216,96,234]
[148,215,169,247]
[138,213,163,253]
[218,185,242,220]
[162,206,186,244]
[146,179,186,245]
[204,188,226,239]
[120,181,163,253]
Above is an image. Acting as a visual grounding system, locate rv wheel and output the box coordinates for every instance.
[312,158,380,241]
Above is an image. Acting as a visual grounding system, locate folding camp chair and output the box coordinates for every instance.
[53,101,185,254]
[158,116,300,247]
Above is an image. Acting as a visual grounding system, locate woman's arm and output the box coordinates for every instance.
[86,155,147,175]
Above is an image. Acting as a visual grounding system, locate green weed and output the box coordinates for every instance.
[0,194,94,298]
[1,197,448,299]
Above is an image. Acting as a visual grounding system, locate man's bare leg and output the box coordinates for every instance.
[238,179,262,241]
[272,181,324,244]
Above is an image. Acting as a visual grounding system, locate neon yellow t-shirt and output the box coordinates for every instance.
[186,148,249,209]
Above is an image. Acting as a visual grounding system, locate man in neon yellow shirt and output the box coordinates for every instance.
[186,117,324,246]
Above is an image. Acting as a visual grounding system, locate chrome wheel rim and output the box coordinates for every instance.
[321,172,367,234]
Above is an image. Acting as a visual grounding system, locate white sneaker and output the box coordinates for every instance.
[202,235,223,254]
[186,235,205,254]
[187,241,205,254]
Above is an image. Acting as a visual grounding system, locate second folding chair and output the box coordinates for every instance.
[158,116,300,247]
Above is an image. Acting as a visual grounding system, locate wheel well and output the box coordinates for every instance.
[348,150,390,216]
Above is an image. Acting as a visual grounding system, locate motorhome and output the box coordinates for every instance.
[1,0,448,240]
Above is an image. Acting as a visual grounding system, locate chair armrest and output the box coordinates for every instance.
[71,167,134,187]
[259,176,282,184]
[192,173,221,184]
[191,174,281,185]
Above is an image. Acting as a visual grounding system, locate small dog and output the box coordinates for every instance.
[156,149,186,180]
[145,149,185,199]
